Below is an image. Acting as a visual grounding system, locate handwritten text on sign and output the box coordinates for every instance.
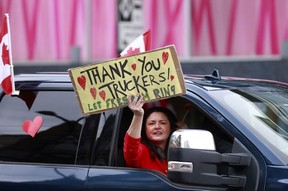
[69,45,186,115]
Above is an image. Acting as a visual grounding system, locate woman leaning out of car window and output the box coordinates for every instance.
[123,93,177,175]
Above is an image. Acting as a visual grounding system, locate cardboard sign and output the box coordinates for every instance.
[69,45,186,115]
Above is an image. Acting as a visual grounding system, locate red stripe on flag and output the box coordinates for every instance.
[120,30,151,57]
[0,16,8,41]
[0,14,13,95]
[1,75,12,95]
[143,30,151,51]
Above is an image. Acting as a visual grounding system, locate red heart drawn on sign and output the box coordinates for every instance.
[131,63,137,71]
[90,87,97,100]
[99,90,106,101]
[170,75,174,81]
[77,75,86,90]
[162,52,169,65]
[22,116,43,137]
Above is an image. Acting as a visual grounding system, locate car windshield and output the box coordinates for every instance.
[209,82,288,164]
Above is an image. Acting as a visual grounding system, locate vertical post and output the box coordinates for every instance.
[5,13,19,95]
[281,40,288,60]
[70,46,81,66]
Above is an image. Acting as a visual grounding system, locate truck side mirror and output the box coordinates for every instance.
[168,129,250,189]
[169,129,216,150]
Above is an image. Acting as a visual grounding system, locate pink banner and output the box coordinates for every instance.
[1,0,288,62]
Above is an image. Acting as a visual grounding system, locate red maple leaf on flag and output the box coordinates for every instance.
[1,43,10,65]
[0,14,14,95]
[120,30,151,57]
[122,47,141,57]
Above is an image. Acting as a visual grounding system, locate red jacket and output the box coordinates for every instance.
[123,133,167,175]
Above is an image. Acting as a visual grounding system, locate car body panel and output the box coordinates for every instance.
[0,163,88,191]
[266,165,288,190]
[86,167,208,191]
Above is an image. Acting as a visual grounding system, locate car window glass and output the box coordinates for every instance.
[91,110,117,166]
[0,90,84,164]
[116,107,133,167]
[76,113,101,165]
[77,110,117,166]
[210,88,288,162]
[170,96,233,153]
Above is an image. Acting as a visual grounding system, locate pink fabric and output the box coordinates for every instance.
[281,0,288,40]
[1,0,288,61]
[256,0,279,55]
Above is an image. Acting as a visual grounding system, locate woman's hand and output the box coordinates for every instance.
[128,94,145,116]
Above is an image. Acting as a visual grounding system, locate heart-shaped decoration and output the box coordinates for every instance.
[131,63,137,71]
[90,87,97,100]
[170,75,174,81]
[99,90,106,101]
[162,52,169,65]
[77,75,86,90]
[22,116,43,137]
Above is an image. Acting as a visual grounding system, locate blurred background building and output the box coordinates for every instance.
[1,0,288,81]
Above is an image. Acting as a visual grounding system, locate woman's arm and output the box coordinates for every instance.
[126,94,145,138]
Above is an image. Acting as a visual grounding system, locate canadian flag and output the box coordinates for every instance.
[0,14,12,95]
[120,30,151,57]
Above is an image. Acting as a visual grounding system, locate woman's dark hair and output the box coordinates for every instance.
[141,107,177,161]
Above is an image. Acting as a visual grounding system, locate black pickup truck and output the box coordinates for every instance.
[0,71,288,191]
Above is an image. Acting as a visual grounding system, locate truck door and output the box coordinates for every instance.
[0,90,88,191]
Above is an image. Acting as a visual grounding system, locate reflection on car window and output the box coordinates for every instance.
[166,96,233,154]
[77,110,117,166]
[92,110,116,166]
[0,90,84,164]
[210,86,288,163]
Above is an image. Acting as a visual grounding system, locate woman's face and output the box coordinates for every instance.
[145,111,171,148]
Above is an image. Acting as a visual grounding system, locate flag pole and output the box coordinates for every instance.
[5,13,19,95]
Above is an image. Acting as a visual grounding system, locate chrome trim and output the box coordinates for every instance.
[168,161,193,173]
